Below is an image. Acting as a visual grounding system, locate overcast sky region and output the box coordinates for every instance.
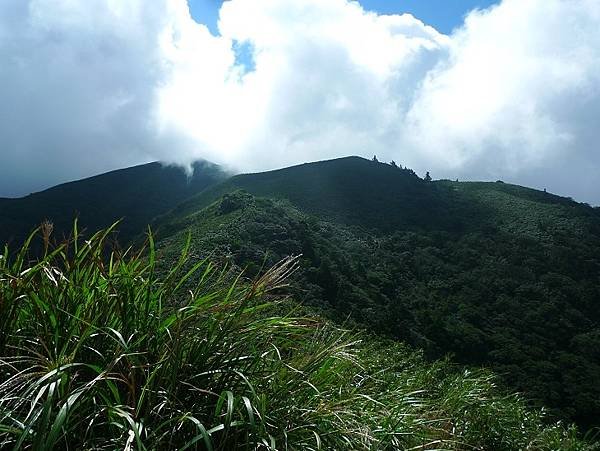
[0,0,599,204]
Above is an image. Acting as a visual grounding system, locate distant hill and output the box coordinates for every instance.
[0,160,227,247]
[153,156,600,429]
[160,156,599,234]
[160,156,472,232]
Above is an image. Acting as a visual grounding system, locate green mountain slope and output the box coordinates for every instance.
[154,157,600,429]
[1,225,593,450]
[162,156,476,232]
[0,160,227,247]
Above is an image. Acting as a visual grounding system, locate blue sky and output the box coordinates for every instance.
[187,0,500,35]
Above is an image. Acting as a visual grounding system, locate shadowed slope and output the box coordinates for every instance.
[160,156,599,237]
[162,156,471,233]
[0,160,227,246]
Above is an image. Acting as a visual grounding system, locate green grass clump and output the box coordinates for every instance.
[0,223,595,449]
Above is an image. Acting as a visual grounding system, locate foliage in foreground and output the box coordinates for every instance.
[0,224,596,450]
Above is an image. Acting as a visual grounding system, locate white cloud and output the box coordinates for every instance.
[0,0,599,204]
[164,0,451,171]
[0,0,173,194]
[404,0,600,195]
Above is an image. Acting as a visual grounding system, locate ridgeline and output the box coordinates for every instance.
[1,156,599,448]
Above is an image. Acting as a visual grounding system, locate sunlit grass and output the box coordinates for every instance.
[0,222,595,449]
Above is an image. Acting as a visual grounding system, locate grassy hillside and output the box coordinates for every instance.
[154,157,600,429]
[161,156,480,233]
[0,225,595,450]
[0,160,227,248]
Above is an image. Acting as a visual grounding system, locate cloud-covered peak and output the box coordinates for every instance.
[0,0,599,204]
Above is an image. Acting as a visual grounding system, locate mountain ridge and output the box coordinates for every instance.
[1,155,599,429]
[0,160,228,247]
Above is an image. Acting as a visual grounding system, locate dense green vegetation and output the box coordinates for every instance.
[1,155,599,446]
[0,160,226,248]
[0,225,596,450]
[154,157,600,430]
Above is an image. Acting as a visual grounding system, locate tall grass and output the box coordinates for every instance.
[0,223,596,450]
